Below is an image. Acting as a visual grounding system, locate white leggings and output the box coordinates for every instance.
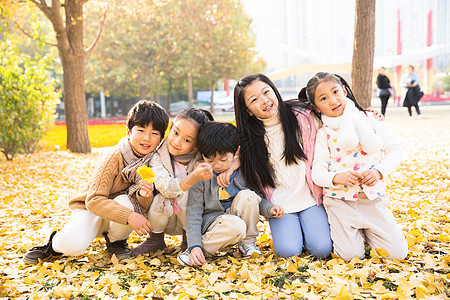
[52,194,134,256]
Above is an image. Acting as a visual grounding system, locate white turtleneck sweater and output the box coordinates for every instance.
[260,113,317,213]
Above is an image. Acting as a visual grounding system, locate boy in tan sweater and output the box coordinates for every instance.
[22,100,169,264]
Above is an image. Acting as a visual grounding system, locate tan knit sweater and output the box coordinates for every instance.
[68,147,153,225]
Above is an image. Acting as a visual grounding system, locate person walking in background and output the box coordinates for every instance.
[376,67,392,116]
[400,65,424,119]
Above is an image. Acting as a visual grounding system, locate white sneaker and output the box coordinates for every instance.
[238,243,262,257]
[177,249,192,266]
[417,114,424,119]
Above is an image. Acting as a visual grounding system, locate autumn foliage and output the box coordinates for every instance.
[0,107,448,299]
[0,41,59,160]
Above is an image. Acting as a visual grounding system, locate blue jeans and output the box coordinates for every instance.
[269,204,332,258]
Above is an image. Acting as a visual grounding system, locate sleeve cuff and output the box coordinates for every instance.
[189,245,202,251]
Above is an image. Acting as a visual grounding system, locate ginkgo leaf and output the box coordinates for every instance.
[136,165,155,183]
[2,111,448,299]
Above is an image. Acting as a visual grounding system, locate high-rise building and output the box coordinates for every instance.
[242,0,449,89]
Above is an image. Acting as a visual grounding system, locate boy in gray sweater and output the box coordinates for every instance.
[177,122,283,267]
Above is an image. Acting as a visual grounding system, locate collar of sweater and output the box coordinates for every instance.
[257,110,281,127]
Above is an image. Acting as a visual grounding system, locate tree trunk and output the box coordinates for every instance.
[210,80,216,112]
[167,77,173,113]
[63,0,91,153]
[351,0,376,109]
[155,78,160,104]
[119,95,126,116]
[187,72,194,108]
[139,81,148,100]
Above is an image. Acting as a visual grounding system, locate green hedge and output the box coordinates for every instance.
[0,41,60,160]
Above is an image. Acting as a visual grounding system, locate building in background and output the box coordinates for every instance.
[242,0,450,95]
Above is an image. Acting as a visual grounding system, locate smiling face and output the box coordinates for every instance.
[127,123,163,156]
[244,80,279,119]
[313,80,348,117]
[166,118,199,156]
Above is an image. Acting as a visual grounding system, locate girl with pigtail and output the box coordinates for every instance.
[301,72,408,261]
[132,108,216,256]
[234,74,333,259]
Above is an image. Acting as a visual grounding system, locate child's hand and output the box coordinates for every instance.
[332,171,362,187]
[138,180,154,197]
[270,205,284,218]
[179,163,213,192]
[216,154,240,187]
[190,247,206,266]
[360,169,381,187]
[217,167,233,188]
[193,162,213,181]
[127,212,152,236]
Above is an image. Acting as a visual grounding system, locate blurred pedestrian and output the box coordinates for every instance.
[400,65,424,118]
[376,67,392,116]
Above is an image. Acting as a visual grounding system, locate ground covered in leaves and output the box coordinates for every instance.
[0,106,449,299]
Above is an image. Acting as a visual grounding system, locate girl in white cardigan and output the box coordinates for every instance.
[302,72,408,261]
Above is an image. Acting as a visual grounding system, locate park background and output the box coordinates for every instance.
[1,0,449,299]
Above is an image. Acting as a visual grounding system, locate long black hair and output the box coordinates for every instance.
[234,73,307,194]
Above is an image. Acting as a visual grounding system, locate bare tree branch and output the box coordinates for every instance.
[29,0,53,19]
[84,4,109,58]
[7,18,58,47]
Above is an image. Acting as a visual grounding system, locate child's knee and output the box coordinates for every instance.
[232,218,247,239]
[334,246,365,261]
[53,238,89,256]
[307,238,333,259]
[386,241,409,260]
[114,194,134,210]
[235,190,260,207]
[273,241,303,258]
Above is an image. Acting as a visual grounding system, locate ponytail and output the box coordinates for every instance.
[297,87,308,101]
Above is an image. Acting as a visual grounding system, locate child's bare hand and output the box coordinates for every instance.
[139,180,154,197]
[332,171,362,187]
[217,168,233,187]
[193,163,213,181]
[190,247,206,266]
[270,205,284,218]
[127,212,152,236]
[360,169,381,187]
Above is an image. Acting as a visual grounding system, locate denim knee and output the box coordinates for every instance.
[306,238,333,259]
[273,242,303,258]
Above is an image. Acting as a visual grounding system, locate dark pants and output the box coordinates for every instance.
[407,104,421,116]
[379,95,389,116]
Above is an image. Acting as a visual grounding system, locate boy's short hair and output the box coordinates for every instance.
[126,100,169,137]
[197,121,239,158]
